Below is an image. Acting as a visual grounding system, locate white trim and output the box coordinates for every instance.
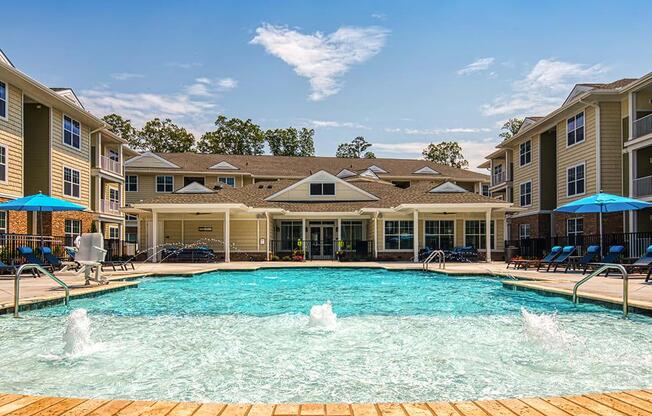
[565,110,586,148]
[125,151,180,168]
[0,79,8,121]
[367,165,388,174]
[519,180,532,208]
[429,181,467,193]
[382,219,415,251]
[462,219,496,250]
[126,174,138,192]
[518,139,532,167]
[62,165,81,199]
[209,161,239,170]
[62,114,82,151]
[218,176,236,187]
[0,144,8,184]
[265,170,379,201]
[336,169,357,179]
[108,224,120,239]
[155,175,174,193]
[423,219,455,250]
[309,182,336,197]
[175,181,215,194]
[566,161,587,198]
[413,166,440,175]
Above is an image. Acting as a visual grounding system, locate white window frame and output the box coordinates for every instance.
[108,225,120,240]
[424,220,455,250]
[463,220,496,250]
[481,184,489,197]
[566,162,586,197]
[62,114,81,150]
[125,214,138,221]
[383,220,414,251]
[566,111,585,147]
[309,182,336,197]
[0,144,7,184]
[519,140,531,167]
[0,211,7,233]
[0,80,8,121]
[519,223,531,240]
[63,166,81,198]
[218,177,236,187]
[156,175,174,193]
[519,181,532,207]
[567,217,584,237]
[126,175,138,192]
[109,187,120,204]
[64,219,81,239]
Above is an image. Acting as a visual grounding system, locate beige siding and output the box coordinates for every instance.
[126,174,155,204]
[184,220,225,248]
[231,219,261,252]
[511,134,540,213]
[50,108,91,208]
[163,220,182,244]
[556,105,597,206]
[0,83,23,198]
[600,102,623,195]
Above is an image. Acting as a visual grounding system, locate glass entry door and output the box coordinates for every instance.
[309,224,335,259]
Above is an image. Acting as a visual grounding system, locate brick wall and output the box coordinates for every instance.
[509,213,551,239]
[40,211,96,236]
[0,197,28,234]
[552,212,624,236]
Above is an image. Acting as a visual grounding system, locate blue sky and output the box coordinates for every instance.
[3,1,651,169]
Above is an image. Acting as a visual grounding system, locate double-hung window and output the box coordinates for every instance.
[567,112,585,146]
[109,188,120,210]
[126,175,138,192]
[567,217,584,247]
[519,224,531,240]
[65,219,81,240]
[218,177,236,187]
[63,167,80,198]
[156,175,173,192]
[310,183,335,196]
[520,181,532,207]
[280,220,302,251]
[384,220,414,250]
[481,184,489,196]
[0,80,7,119]
[108,225,120,240]
[464,220,495,250]
[519,140,531,166]
[0,211,7,233]
[63,115,81,149]
[0,144,7,182]
[424,220,454,250]
[567,163,585,197]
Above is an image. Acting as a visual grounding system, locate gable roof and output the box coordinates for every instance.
[125,151,181,168]
[336,169,357,179]
[51,88,84,109]
[209,161,239,170]
[174,181,216,194]
[0,49,14,68]
[413,166,440,175]
[429,181,467,193]
[264,170,380,202]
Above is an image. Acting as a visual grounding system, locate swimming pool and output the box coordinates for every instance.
[1,267,651,403]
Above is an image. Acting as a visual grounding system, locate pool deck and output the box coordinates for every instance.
[1,390,652,416]
[1,261,652,315]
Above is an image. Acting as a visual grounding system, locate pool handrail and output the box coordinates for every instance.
[572,263,628,318]
[423,250,445,271]
[14,263,70,318]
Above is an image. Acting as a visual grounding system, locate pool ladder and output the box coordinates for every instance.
[423,250,445,271]
[13,264,70,318]
[572,263,629,318]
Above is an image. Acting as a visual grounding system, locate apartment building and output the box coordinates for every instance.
[0,50,129,241]
[123,153,511,261]
[481,71,652,243]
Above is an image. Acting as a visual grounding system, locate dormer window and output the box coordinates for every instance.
[310,183,335,196]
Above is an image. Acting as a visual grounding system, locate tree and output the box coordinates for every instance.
[197,115,265,155]
[422,141,469,169]
[102,113,138,148]
[136,118,195,153]
[265,127,315,156]
[498,118,524,141]
[336,136,375,159]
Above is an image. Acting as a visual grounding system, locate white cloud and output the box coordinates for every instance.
[217,78,238,90]
[185,77,238,97]
[457,57,495,75]
[250,23,389,100]
[481,59,608,116]
[385,127,492,135]
[371,13,387,21]
[110,72,144,81]
[165,62,203,69]
[311,120,370,129]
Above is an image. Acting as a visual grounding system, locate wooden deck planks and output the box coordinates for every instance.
[325,404,350,416]
[583,394,652,416]
[192,404,226,416]
[0,397,48,416]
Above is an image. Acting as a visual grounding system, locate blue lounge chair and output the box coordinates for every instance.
[624,245,652,282]
[533,246,563,271]
[17,246,54,274]
[547,245,576,272]
[0,260,17,275]
[39,247,64,270]
[567,245,600,273]
[587,245,625,276]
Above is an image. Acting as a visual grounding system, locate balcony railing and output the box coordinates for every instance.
[491,171,510,186]
[100,199,121,215]
[634,113,652,139]
[634,175,652,197]
[99,155,122,175]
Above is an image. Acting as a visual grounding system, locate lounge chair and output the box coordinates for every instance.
[546,245,576,272]
[16,246,54,275]
[75,233,108,285]
[565,245,600,273]
[624,245,652,282]
[586,245,625,276]
[39,247,65,271]
[507,246,562,270]
[0,260,17,275]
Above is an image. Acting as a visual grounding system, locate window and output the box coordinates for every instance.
[481,184,489,197]
[424,220,454,250]
[567,112,585,146]
[567,163,585,196]
[126,175,138,192]
[108,149,119,162]
[280,220,302,251]
[519,224,530,240]
[63,115,81,149]
[63,167,80,198]
[0,80,6,119]
[218,177,235,187]
[464,220,495,250]
[156,175,173,192]
[310,183,335,196]
[384,220,413,250]
[520,181,532,207]
[109,188,120,204]
[519,140,531,166]
[567,217,584,247]
[65,219,81,239]
[108,225,120,240]
[125,214,138,221]
[126,231,137,243]
[340,220,363,250]
[0,145,7,182]
[0,211,7,233]
[184,177,205,187]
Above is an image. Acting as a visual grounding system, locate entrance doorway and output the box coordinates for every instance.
[308,221,335,259]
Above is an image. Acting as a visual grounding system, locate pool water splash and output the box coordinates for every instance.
[308,302,337,330]
[62,309,101,358]
[520,308,571,347]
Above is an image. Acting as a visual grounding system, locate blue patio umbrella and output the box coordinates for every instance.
[555,192,652,251]
[0,193,86,242]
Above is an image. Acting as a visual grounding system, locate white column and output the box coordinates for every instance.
[302,218,306,258]
[630,149,636,232]
[224,209,230,262]
[413,210,419,263]
[95,176,101,213]
[151,210,158,262]
[181,219,185,244]
[629,91,636,140]
[373,213,379,259]
[485,209,492,263]
[265,212,270,261]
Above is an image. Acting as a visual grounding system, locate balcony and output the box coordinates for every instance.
[634,114,652,139]
[99,155,123,176]
[634,175,652,197]
[491,171,511,187]
[100,199,121,215]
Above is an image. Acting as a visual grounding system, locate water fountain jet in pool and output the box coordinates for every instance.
[308,301,337,330]
[63,309,94,356]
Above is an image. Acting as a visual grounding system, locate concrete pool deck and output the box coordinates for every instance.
[1,261,651,315]
[1,390,652,416]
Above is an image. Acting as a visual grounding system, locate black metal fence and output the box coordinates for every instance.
[505,231,652,260]
[270,239,374,261]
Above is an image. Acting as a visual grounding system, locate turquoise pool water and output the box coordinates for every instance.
[1,267,651,403]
